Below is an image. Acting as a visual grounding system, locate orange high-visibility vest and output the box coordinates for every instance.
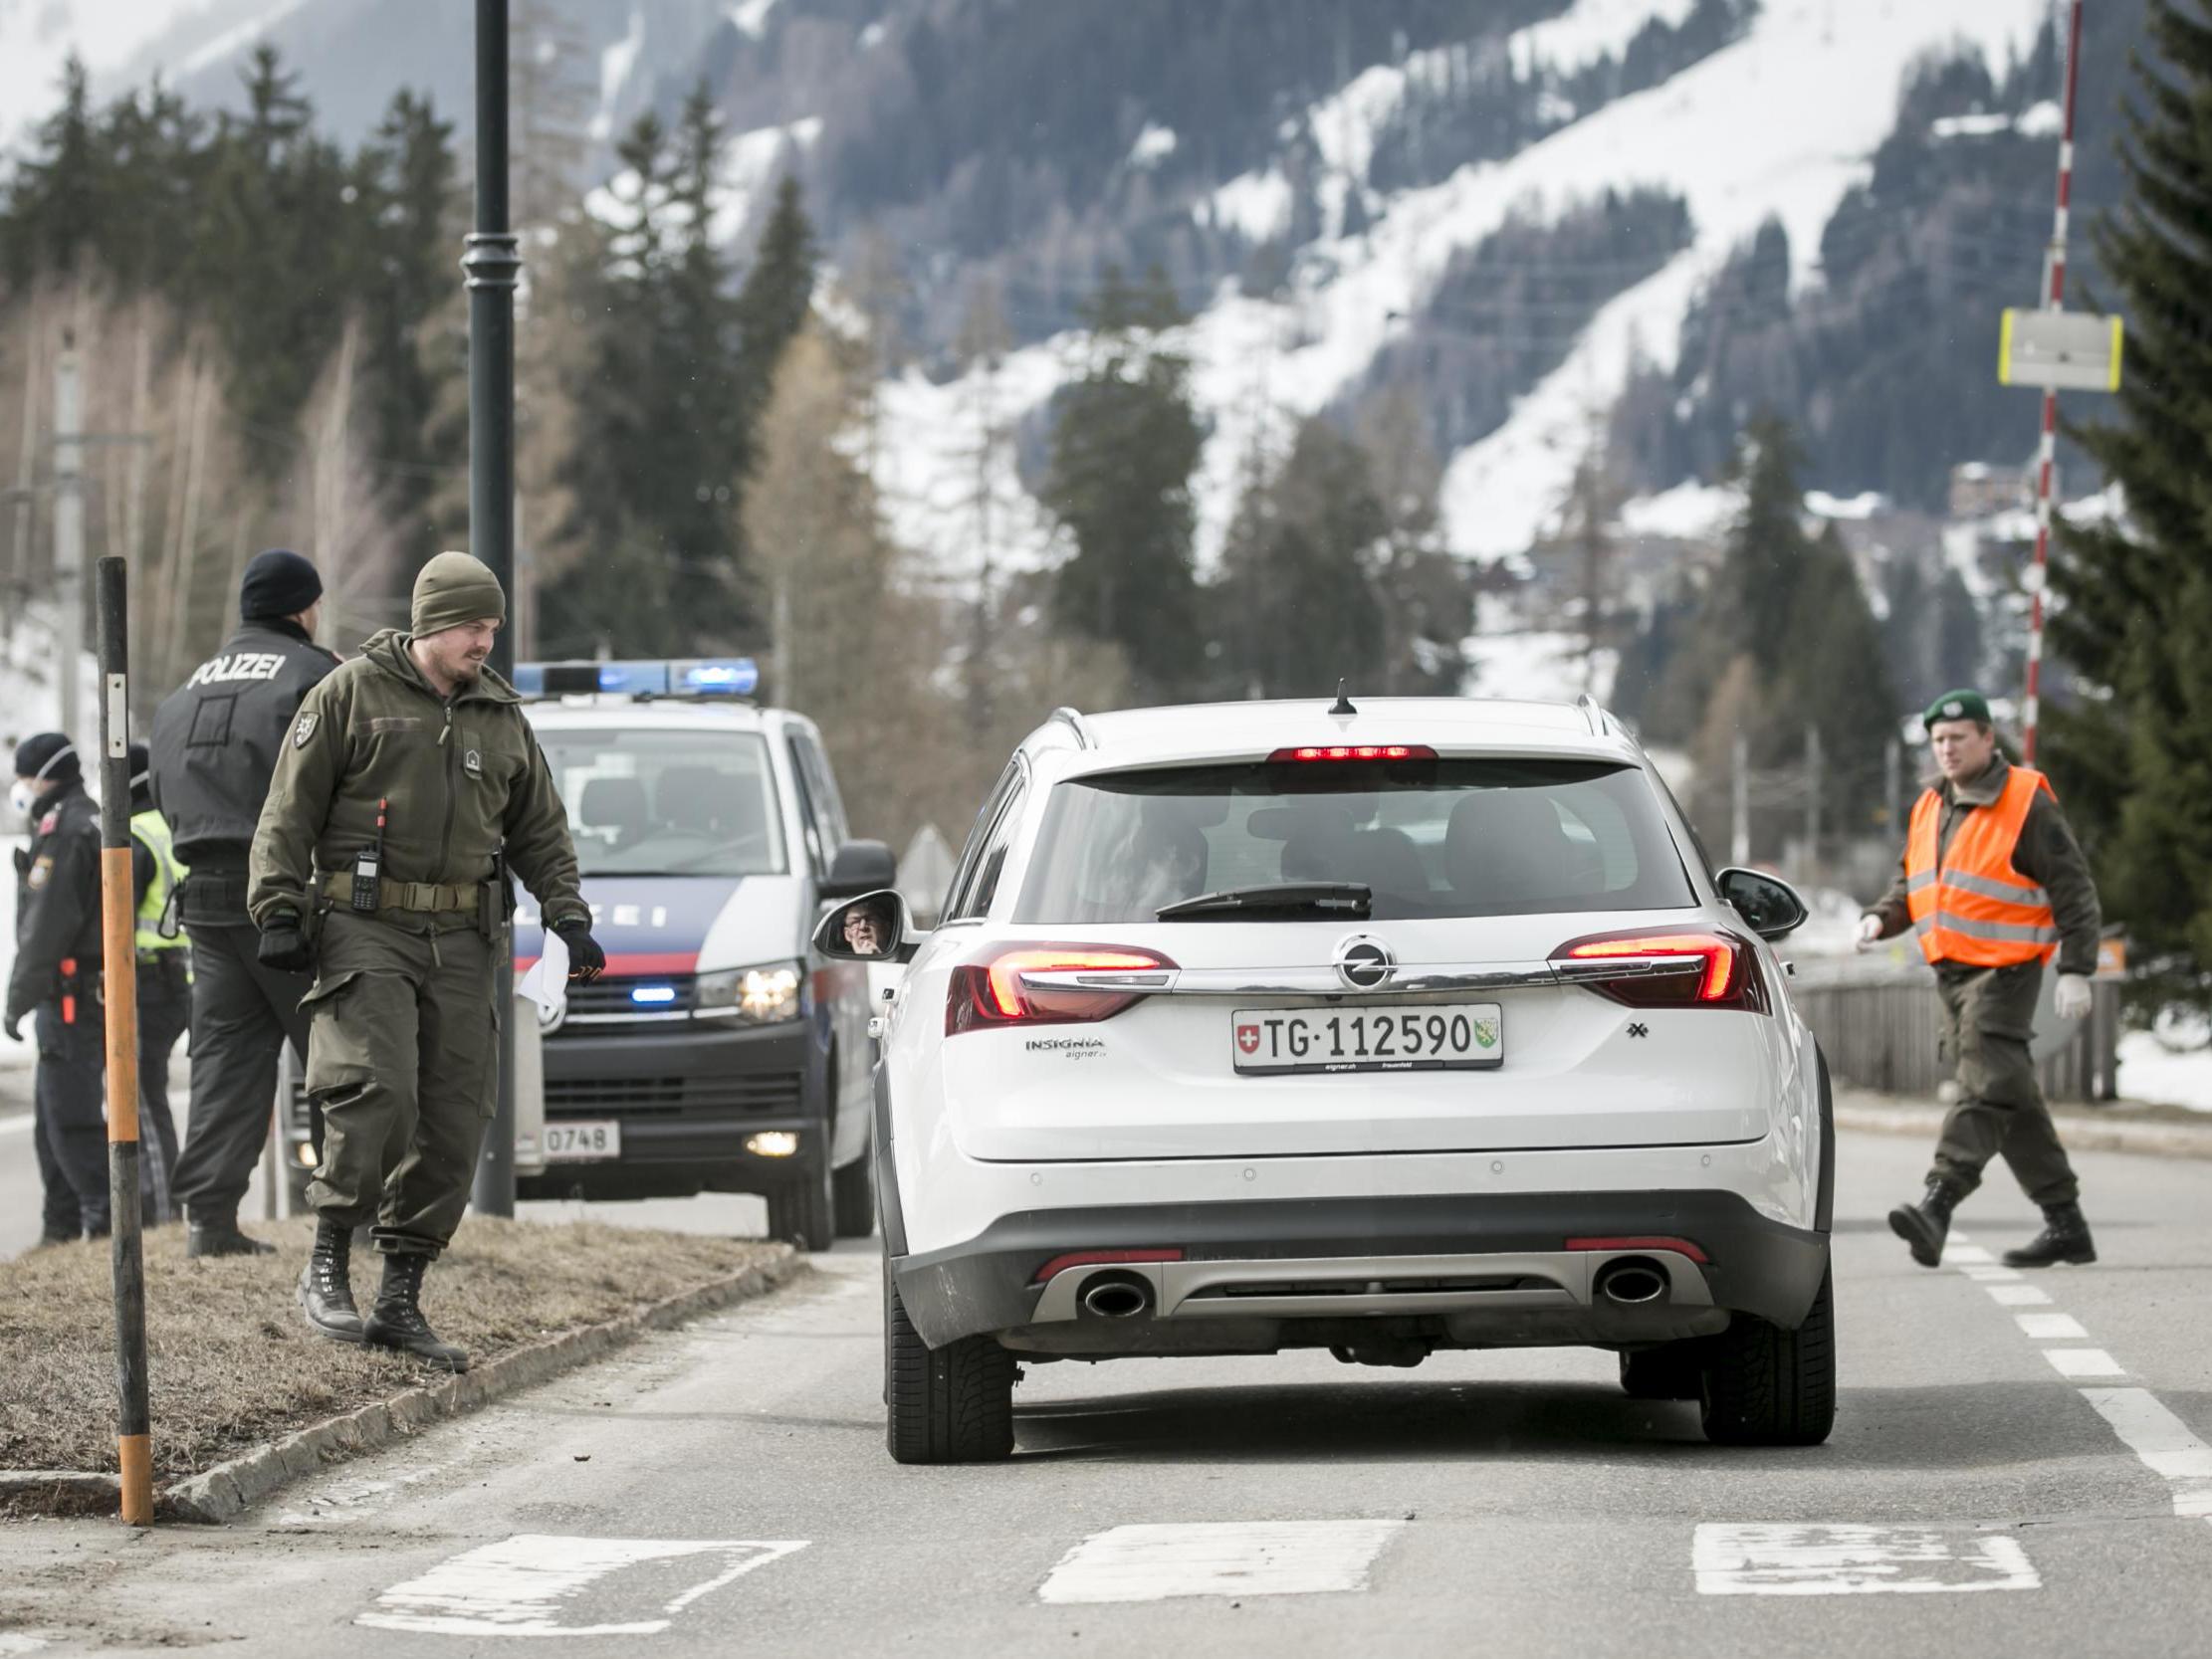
[1904,765,2060,967]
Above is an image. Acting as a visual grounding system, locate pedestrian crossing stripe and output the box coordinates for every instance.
[1037,1521,1406,1604]
[1693,1525,2040,1595]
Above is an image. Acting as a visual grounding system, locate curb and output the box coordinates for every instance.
[1837,1101,2212,1160]
[129,1245,805,1525]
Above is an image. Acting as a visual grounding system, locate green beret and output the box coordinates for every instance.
[1923,689,1992,730]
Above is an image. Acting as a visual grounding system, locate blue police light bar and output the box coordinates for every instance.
[630,984,679,1005]
[515,659,761,699]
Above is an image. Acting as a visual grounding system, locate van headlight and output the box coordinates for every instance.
[696,962,803,1024]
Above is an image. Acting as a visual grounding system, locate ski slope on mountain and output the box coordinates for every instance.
[873,0,2053,583]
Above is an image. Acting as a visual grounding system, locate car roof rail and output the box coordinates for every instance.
[1047,706,1095,749]
[1575,693,1609,736]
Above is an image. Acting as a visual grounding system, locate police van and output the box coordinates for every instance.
[284,658,892,1250]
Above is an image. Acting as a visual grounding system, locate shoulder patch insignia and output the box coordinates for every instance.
[37,810,58,836]
[464,747,483,777]
[294,712,319,747]
[26,855,52,891]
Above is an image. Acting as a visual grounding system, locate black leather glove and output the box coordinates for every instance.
[553,918,605,982]
[258,911,314,973]
[2,1011,22,1043]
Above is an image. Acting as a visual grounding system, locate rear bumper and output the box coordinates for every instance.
[891,1189,1829,1348]
[519,1020,823,1200]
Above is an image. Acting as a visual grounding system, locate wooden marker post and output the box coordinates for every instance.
[96,554,153,1527]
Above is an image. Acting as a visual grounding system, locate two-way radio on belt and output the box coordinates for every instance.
[351,798,387,913]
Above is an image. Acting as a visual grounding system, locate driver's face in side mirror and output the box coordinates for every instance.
[842,902,891,957]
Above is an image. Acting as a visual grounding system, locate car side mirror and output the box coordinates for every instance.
[822,838,899,901]
[1717,868,1809,941]
[813,889,919,964]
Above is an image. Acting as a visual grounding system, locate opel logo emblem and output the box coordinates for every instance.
[1335,934,1395,990]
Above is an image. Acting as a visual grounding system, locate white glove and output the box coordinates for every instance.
[2054,973,2094,1022]
[1854,915,1884,951]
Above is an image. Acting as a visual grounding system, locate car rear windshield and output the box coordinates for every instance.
[1013,757,1694,924]
[537,727,786,877]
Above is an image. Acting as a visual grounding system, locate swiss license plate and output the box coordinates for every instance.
[543,1119,622,1161]
[1231,1003,1503,1074]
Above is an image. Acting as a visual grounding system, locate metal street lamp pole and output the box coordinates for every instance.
[467,0,522,1217]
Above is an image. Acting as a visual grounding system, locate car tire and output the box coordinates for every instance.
[1697,1266,1837,1446]
[832,1152,876,1239]
[766,1154,835,1253]
[884,1261,1014,1464]
[1620,1344,1701,1401]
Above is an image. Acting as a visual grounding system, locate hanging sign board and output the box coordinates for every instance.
[1999,309,2124,391]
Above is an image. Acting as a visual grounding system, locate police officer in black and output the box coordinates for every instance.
[148,549,338,1257]
[5,733,110,1243]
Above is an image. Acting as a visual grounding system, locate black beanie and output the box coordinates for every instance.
[12,732,80,786]
[239,548,324,621]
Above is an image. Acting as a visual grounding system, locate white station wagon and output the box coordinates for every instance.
[817,695,1835,1463]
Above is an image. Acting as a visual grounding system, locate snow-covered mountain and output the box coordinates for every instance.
[6,0,2080,591]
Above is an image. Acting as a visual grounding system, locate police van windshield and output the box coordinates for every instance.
[537,728,786,878]
[1014,757,1692,924]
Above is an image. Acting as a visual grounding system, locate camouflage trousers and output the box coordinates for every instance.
[302,910,498,1256]
[1931,959,2080,1208]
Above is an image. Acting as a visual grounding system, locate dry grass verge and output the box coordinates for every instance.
[0,1216,781,1482]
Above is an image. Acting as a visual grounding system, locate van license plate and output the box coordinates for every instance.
[1231,1004,1503,1073]
[544,1120,622,1161]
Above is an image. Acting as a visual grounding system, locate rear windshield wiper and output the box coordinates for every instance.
[1156,882,1373,921]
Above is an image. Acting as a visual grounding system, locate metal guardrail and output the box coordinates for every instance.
[1789,956,2120,1103]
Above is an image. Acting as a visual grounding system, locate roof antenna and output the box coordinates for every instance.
[1329,680,1357,717]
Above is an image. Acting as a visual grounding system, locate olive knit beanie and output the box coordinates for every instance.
[411,550,507,638]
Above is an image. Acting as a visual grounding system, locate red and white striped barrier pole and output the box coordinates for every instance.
[2022,0,2086,766]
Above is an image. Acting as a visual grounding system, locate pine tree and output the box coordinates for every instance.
[1042,265,1205,702]
[1211,416,1388,700]
[3,55,103,284]
[2049,0,2212,975]
[733,174,818,436]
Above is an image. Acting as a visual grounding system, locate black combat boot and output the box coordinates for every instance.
[361,1252,469,1372]
[1887,1175,1965,1268]
[298,1220,364,1344]
[2002,1202,2098,1268]
[186,1207,276,1258]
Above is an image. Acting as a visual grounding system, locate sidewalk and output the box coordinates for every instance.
[1835,1085,2212,1160]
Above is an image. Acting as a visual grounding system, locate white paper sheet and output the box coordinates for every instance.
[518,927,569,1019]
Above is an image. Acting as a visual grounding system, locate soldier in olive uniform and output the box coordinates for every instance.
[250,552,604,1369]
[6,734,110,1243]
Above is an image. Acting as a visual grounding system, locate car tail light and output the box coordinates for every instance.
[1031,1248,1185,1283]
[1266,744,1438,762]
[947,943,1179,1035]
[1550,927,1768,1012]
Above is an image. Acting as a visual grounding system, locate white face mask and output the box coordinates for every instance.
[12,742,76,822]
[9,781,35,820]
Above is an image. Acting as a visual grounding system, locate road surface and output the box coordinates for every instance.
[1,1129,2208,1657]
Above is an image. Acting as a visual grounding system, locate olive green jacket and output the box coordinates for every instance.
[1865,755,2102,978]
[248,629,588,930]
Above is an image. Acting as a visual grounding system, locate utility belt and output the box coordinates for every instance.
[55,955,103,1026]
[175,871,250,928]
[319,872,481,915]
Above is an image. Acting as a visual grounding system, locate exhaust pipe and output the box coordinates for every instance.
[1078,1272,1153,1320]
[1594,1257,1669,1307]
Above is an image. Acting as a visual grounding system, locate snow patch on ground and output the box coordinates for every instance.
[2115,1032,2212,1115]
[1806,490,1888,520]
[727,0,780,39]
[590,6,646,143]
[1128,122,1177,169]
[1619,479,1741,540]
[712,116,822,244]
[1509,0,1698,79]
[1202,169,1295,242]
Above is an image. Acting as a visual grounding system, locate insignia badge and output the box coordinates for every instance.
[38,810,58,836]
[26,855,52,891]
[1943,701,1963,717]
[294,713,319,747]
[1473,1017,1500,1049]
[464,748,484,776]
[1236,1023,1261,1055]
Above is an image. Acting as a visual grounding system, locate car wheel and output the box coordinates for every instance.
[832,1151,876,1239]
[766,1154,835,1253]
[884,1260,1014,1464]
[1698,1266,1837,1446]
[1620,1344,1701,1400]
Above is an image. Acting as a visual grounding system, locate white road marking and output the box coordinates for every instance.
[1693,1525,2039,1596]
[0,1634,50,1654]
[2080,1389,2212,1520]
[356,1535,808,1636]
[2014,1313,2089,1342]
[1037,1521,1405,1604]
[1986,1284,2053,1307]
[2043,1348,2124,1379]
[1946,1244,1995,1264]
[1959,1264,2024,1283]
